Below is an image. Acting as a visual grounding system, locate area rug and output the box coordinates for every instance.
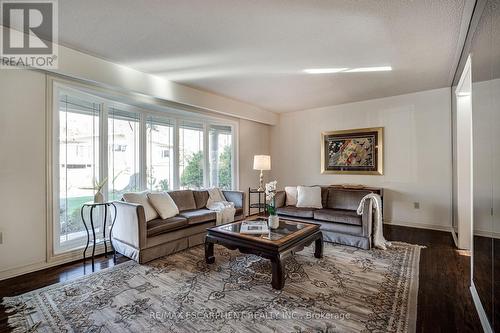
[3,242,422,333]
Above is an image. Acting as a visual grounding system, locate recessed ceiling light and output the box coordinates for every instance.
[303,68,348,74]
[345,66,392,73]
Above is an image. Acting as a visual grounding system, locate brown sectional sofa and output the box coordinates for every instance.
[111,189,245,263]
[275,187,374,249]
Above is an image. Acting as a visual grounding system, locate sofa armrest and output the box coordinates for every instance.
[361,200,372,240]
[111,201,147,250]
[275,190,286,208]
[222,190,245,208]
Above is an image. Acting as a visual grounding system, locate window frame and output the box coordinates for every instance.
[48,78,239,258]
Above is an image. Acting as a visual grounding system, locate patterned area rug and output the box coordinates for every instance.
[3,242,422,333]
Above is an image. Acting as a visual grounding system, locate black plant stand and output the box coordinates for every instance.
[248,188,266,216]
[81,202,117,271]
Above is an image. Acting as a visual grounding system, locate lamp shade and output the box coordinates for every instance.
[253,155,271,171]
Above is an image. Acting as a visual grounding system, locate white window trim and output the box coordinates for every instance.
[47,76,239,261]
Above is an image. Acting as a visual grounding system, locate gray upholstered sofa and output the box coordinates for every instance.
[111,189,245,263]
[275,187,374,249]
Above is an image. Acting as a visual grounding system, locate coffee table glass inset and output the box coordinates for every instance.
[205,217,323,290]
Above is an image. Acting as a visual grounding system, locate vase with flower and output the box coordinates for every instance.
[265,180,279,229]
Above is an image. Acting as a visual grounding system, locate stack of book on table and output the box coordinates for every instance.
[240,220,269,234]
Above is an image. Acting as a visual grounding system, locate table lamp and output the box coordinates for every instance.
[253,155,271,191]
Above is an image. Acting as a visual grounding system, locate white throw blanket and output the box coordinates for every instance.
[357,193,392,250]
[206,188,236,225]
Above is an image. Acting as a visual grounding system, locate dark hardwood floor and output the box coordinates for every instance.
[383,225,482,333]
[0,255,129,333]
[0,225,483,332]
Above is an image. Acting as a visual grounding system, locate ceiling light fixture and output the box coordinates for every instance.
[345,66,392,73]
[303,68,348,74]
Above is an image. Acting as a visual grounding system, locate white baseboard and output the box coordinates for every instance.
[471,281,493,333]
[0,261,55,282]
[383,220,453,233]
[0,244,109,281]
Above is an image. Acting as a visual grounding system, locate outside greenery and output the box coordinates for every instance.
[218,145,232,189]
[181,151,204,188]
[148,173,170,192]
[180,145,232,189]
[60,196,92,235]
[158,179,170,191]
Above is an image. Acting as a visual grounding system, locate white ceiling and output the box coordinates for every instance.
[52,0,469,112]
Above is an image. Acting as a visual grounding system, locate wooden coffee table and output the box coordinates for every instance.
[205,217,323,290]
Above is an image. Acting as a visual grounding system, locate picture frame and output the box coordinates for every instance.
[321,127,384,175]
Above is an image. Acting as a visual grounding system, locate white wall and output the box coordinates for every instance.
[0,70,271,279]
[0,70,47,275]
[239,119,271,214]
[270,88,453,230]
[239,119,271,191]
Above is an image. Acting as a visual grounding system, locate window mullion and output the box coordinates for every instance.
[52,85,61,254]
[101,102,108,201]
[173,119,180,189]
[139,113,147,191]
[145,115,151,191]
[232,124,238,190]
[203,123,210,189]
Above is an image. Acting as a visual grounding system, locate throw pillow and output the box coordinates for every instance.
[122,191,159,222]
[296,186,323,209]
[208,187,226,202]
[148,192,180,219]
[285,186,298,206]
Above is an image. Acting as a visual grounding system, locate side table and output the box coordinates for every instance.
[81,202,117,270]
[248,188,266,216]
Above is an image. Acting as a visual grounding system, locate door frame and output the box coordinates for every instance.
[454,55,473,250]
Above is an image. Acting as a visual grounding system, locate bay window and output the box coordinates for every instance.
[53,82,237,254]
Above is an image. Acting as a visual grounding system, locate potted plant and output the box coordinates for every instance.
[265,180,279,229]
[92,177,108,203]
[81,177,108,204]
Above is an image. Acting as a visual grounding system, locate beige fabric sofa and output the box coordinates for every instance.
[111,189,245,263]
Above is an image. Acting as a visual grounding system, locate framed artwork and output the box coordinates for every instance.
[321,127,384,175]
